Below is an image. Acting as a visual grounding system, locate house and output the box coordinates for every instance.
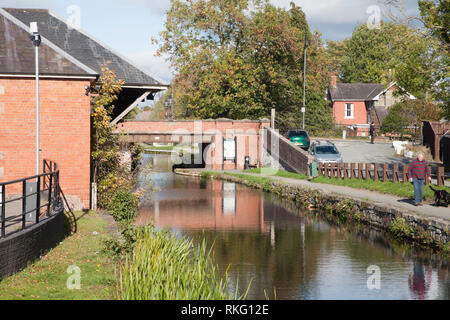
[328,76,416,136]
[0,8,167,210]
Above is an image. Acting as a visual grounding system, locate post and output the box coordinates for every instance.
[318,163,322,176]
[343,163,349,179]
[330,163,335,178]
[271,109,275,129]
[47,173,53,217]
[365,163,371,180]
[350,163,355,179]
[374,163,379,181]
[358,163,364,180]
[36,175,40,224]
[383,164,388,182]
[393,164,399,183]
[1,185,5,238]
[35,44,40,176]
[402,165,409,183]
[437,166,445,187]
[22,180,26,229]
[302,33,308,130]
[336,163,341,179]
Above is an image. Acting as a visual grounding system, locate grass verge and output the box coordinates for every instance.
[0,211,117,300]
[242,168,449,201]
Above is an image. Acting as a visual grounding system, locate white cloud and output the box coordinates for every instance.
[126,50,174,84]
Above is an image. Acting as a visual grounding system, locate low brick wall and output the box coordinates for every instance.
[0,210,65,280]
[264,127,314,175]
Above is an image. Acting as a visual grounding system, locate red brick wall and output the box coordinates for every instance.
[116,120,269,170]
[0,77,91,208]
[333,101,368,126]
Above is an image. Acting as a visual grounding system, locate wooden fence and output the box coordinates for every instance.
[317,162,446,186]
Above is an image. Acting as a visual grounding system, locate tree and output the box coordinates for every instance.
[333,22,437,101]
[158,0,333,133]
[418,0,450,117]
[381,99,442,136]
[418,0,450,46]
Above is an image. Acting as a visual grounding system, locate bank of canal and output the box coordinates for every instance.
[136,153,450,300]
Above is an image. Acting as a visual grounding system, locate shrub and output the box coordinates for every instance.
[109,189,139,223]
[390,216,414,239]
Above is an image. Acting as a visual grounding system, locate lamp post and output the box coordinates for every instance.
[30,22,41,176]
[302,33,309,130]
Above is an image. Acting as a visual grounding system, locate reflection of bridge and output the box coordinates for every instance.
[114,119,313,174]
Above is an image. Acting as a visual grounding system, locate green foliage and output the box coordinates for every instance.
[418,0,450,116]
[329,22,440,100]
[159,0,333,132]
[419,0,450,45]
[108,190,139,223]
[390,217,415,239]
[119,227,247,300]
[91,66,140,209]
[381,99,442,135]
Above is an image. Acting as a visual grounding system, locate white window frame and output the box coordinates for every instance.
[344,103,354,119]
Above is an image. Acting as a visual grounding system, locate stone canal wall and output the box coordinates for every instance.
[179,170,449,250]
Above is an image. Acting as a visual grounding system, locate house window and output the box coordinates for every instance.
[345,103,354,119]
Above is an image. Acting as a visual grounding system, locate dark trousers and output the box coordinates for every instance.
[370,133,374,144]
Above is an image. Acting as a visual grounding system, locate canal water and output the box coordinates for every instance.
[136,153,450,300]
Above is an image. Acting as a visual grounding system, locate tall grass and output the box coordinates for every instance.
[119,227,247,300]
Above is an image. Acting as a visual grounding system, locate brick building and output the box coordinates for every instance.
[328,76,415,136]
[0,8,166,209]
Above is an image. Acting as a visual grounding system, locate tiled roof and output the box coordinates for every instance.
[3,8,166,87]
[329,83,384,101]
[0,10,97,77]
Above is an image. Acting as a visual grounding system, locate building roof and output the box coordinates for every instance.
[329,83,384,102]
[374,106,388,125]
[0,10,97,78]
[2,8,166,87]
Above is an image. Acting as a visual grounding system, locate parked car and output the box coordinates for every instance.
[310,141,343,163]
[287,129,310,150]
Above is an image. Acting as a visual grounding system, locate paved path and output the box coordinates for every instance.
[219,171,450,223]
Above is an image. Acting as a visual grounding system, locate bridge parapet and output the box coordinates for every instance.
[264,127,314,175]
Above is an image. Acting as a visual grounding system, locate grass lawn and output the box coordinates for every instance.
[0,211,118,300]
[242,168,449,201]
[144,145,174,151]
[311,176,438,200]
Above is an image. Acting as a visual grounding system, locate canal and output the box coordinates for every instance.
[136,153,450,300]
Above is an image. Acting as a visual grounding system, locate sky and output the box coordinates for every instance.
[0,0,421,85]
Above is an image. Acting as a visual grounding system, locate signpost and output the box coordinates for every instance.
[223,137,237,170]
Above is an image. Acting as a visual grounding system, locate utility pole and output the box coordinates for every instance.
[302,33,309,130]
[30,22,41,176]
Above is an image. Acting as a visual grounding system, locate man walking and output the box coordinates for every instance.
[407,153,431,206]
[369,122,375,144]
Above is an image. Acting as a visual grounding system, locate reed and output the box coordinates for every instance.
[119,227,248,300]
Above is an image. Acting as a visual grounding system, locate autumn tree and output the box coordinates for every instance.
[158,0,333,133]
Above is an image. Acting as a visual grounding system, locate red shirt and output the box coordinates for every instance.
[407,160,430,180]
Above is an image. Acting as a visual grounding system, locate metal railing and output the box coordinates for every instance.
[0,159,62,239]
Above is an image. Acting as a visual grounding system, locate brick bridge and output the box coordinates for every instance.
[114,119,312,173]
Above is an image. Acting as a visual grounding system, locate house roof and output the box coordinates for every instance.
[329,83,384,102]
[374,106,388,124]
[2,8,166,88]
[0,9,97,78]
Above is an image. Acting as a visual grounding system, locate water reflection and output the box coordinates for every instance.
[136,153,450,300]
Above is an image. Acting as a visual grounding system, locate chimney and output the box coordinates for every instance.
[330,75,337,89]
